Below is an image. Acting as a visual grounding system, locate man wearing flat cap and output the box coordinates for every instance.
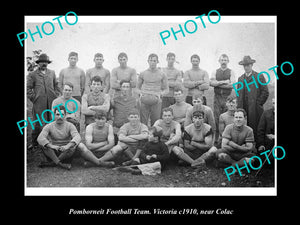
[236,56,269,141]
[27,54,61,149]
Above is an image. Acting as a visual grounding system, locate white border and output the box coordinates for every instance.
[24,15,277,196]
[25,15,276,23]
[25,187,276,196]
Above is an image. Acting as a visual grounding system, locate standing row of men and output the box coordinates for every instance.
[27,51,273,171]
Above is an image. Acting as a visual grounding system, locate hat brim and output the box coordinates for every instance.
[239,59,256,65]
[35,60,52,64]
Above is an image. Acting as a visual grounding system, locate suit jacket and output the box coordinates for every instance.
[236,70,269,136]
[257,108,274,148]
[27,68,61,119]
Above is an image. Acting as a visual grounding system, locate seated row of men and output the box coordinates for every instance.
[37,100,268,172]
[53,74,273,148]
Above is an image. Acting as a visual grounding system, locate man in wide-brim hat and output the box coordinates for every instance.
[35,53,52,64]
[236,55,269,142]
[27,53,61,149]
[238,55,256,65]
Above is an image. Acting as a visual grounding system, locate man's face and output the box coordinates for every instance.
[226,99,237,111]
[62,85,73,99]
[174,91,184,103]
[69,56,78,67]
[90,81,102,93]
[121,82,131,95]
[234,111,245,127]
[192,98,202,106]
[243,63,253,74]
[191,57,200,67]
[219,56,229,68]
[167,56,175,67]
[95,117,107,127]
[128,114,140,126]
[192,114,204,127]
[148,56,158,69]
[55,110,65,124]
[38,62,48,70]
[162,111,173,124]
[94,56,104,67]
[118,56,128,67]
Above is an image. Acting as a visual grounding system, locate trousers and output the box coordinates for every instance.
[140,99,162,126]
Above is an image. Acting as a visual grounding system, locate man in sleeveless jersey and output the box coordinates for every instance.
[58,52,85,103]
[85,53,110,94]
[183,54,209,105]
[137,53,169,126]
[153,107,182,154]
[210,54,236,141]
[84,110,115,167]
[161,52,183,110]
[111,52,137,98]
[97,109,149,165]
[177,110,214,168]
[81,75,110,126]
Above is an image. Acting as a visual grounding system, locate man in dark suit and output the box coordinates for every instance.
[236,56,269,141]
[27,54,61,149]
[257,97,275,152]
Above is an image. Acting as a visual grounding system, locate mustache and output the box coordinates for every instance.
[40,64,48,68]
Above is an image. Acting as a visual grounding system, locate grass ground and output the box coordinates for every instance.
[27,148,274,187]
[26,84,275,188]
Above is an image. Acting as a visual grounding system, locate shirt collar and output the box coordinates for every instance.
[233,124,244,131]
[37,68,48,75]
[245,71,252,77]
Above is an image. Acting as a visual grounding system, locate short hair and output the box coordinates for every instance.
[226,95,237,102]
[167,52,176,58]
[234,108,247,118]
[54,105,67,115]
[127,108,140,117]
[192,110,204,118]
[68,51,78,58]
[173,86,184,94]
[94,110,107,120]
[120,79,131,87]
[190,54,200,61]
[192,93,205,101]
[149,126,163,140]
[219,54,229,60]
[63,81,74,90]
[148,53,159,61]
[162,107,173,115]
[94,53,103,58]
[192,104,203,114]
[118,52,128,59]
[91,75,102,84]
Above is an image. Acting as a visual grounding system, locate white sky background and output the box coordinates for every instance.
[25,16,276,83]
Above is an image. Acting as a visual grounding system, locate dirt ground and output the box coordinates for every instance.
[26,86,275,188]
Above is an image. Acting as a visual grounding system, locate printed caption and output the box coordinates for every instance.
[69,208,234,216]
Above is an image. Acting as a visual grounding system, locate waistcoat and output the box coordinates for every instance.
[214,68,232,96]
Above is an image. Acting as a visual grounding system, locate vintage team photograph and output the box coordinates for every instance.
[23,15,276,195]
